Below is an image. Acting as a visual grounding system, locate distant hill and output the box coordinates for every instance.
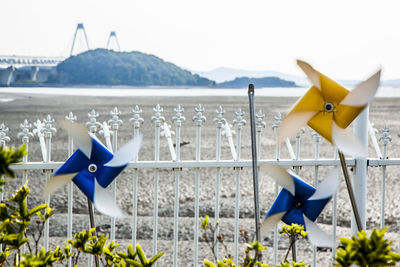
[194,67,308,86]
[216,76,298,88]
[48,49,215,87]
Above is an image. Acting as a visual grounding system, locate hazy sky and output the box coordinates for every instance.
[1,0,399,80]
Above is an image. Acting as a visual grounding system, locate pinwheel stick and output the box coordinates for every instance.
[87,198,100,267]
[338,152,363,231]
[248,84,262,256]
[284,236,297,262]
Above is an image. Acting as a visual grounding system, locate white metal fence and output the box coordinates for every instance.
[2,104,399,266]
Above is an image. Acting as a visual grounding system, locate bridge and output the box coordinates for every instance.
[0,23,121,86]
[0,55,66,86]
[0,55,65,68]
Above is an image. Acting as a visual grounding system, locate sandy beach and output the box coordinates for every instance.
[1,91,400,265]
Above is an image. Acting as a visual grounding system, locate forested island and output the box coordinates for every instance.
[48,49,215,87]
[216,76,298,88]
[7,49,299,88]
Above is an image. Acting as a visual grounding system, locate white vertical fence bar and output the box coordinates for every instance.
[332,148,338,262]
[213,106,224,259]
[255,110,266,160]
[109,107,122,241]
[86,109,102,267]
[192,104,205,267]
[271,112,282,265]
[172,105,185,267]
[151,104,164,262]
[232,108,246,265]
[311,131,321,267]
[33,120,47,163]
[294,129,304,175]
[18,120,32,255]
[43,115,56,251]
[379,125,391,229]
[65,112,76,267]
[130,106,144,246]
[352,108,368,234]
[18,120,33,184]
[0,123,10,206]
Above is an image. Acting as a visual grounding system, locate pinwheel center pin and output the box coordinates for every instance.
[324,102,334,113]
[88,164,97,173]
[294,200,303,209]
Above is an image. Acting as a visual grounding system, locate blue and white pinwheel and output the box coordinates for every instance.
[261,165,339,247]
[43,120,142,218]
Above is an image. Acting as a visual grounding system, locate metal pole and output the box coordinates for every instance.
[338,152,363,232]
[291,236,297,262]
[87,198,99,267]
[248,85,261,253]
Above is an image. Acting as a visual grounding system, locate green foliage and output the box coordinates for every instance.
[278,260,309,267]
[335,228,400,267]
[204,257,236,267]
[0,145,27,183]
[49,49,215,87]
[279,224,307,240]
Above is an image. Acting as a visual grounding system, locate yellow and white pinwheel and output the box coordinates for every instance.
[279,60,381,157]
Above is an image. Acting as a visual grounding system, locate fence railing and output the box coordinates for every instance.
[2,104,399,266]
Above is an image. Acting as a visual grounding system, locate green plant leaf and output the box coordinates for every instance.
[27,204,47,217]
[136,243,148,265]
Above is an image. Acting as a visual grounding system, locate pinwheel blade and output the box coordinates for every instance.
[59,120,92,158]
[297,60,321,89]
[340,70,381,107]
[261,165,295,195]
[42,173,76,199]
[278,111,318,142]
[260,211,286,237]
[332,122,367,158]
[104,134,143,167]
[304,215,335,248]
[94,179,125,218]
[308,168,339,201]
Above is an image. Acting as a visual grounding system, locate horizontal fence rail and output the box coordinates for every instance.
[1,104,399,267]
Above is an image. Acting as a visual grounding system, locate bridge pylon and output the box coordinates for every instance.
[106,31,121,52]
[70,23,90,56]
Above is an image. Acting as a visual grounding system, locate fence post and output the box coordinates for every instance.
[379,125,391,229]
[0,123,10,201]
[130,106,144,246]
[352,108,368,234]
[17,120,33,255]
[18,121,33,183]
[311,130,321,267]
[108,107,123,241]
[42,115,56,251]
[192,104,206,267]
[151,104,165,263]
[213,106,225,259]
[172,105,185,267]
[271,112,282,265]
[65,112,77,267]
[85,109,102,267]
[255,109,266,159]
[232,108,246,265]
